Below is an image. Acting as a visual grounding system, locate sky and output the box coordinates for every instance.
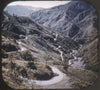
[7,1,71,8]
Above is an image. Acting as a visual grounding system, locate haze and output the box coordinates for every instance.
[7,1,70,8]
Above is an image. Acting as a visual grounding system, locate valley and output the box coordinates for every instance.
[1,1,98,89]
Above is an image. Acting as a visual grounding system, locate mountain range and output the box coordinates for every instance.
[4,5,43,16]
[30,1,98,44]
[1,1,98,89]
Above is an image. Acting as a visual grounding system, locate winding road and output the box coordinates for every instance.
[19,66,72,88]
[17,35,83,89]
[34,66,66,86]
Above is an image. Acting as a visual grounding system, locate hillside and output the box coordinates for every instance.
[1,1,98,89]
[2,12,79,53]
[30,1,98,44]
[2,12,79,89]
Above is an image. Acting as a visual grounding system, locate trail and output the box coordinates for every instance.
[53,33,64,61]
[17,33,84,89]
[58,48,64,61]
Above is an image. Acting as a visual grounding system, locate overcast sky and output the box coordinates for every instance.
[7,1,71,8]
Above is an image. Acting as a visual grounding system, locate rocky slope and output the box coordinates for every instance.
[1,12,79,88]
[30,1,98,44]
[2,12,79,55]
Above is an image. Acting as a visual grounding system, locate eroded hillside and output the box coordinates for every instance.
[1,1,98,89]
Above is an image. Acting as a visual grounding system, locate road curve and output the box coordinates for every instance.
[33,66,66,86]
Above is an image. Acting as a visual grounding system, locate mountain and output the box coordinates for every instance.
[2,12,79,56]
[4,5,43,16]
[30,1,98,44]
[1,1,98,88]
[1,12,80,88]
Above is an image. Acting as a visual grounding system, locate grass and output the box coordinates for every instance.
[2,35,98,89]
[61,38,99,89]
[2,36,18,52]
[66,66,98,89]
[1,35,54,89]
[2,58,54,89]
[79,38,98,72]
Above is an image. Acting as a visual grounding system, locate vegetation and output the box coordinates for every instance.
[1,49,8,58]
[2,36,18,52]
[21,50,34,61]
[1,2,98,89]
[67,66,98,89]
[79,38,98,72]
[2,58,54,89]
[2,42,18,52]
[43,55,53,64]
[27,62,37,70]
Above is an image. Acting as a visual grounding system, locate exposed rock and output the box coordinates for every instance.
[30,1,98,44]
[2,12,79,54]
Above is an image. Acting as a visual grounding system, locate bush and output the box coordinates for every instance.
[1,43,18,52]
[27,62,37,70]
[1,49,8,58]
[21,50,34,61]
[20,68,27,78]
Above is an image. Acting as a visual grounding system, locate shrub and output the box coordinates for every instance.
[1,49,8,58]
[20,68,27,78]
[21,50,34,61]
[1,43,17,52]
[27,62,37,70]
[43,55,53,64]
